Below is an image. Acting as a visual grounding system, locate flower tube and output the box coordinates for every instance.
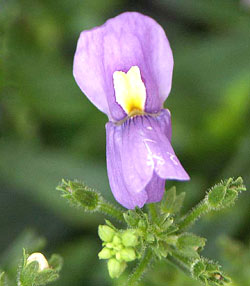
[73,12,189,209]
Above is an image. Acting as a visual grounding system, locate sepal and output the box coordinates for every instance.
[161,186,186,214]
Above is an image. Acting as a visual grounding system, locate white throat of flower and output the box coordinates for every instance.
[113,66,146,116]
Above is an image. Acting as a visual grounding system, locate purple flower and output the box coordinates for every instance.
[73,12,189,209]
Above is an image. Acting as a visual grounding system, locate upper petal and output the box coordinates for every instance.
[73,12,174,121]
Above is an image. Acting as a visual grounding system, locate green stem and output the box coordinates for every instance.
[99,200,124,223]
[147,203,157,222]
[165,248,194,280]
[178,200,209,231]
[127,248,153,286]
[166,254,190,276]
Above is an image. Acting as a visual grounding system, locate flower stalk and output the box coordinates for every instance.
[127,248,153,286]
[98,200,124,223]
[57,179,124,223]
[178,201,208,231]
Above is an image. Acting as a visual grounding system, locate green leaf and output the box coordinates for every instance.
[123,210,140,227]
[161,187,186,214]
[20,261,40,286]
[173,192,186,213]
[161,187,176,213]
[34,269,59,286]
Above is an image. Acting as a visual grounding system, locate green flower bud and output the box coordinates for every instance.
[121,230,138,247]
[191,258,232,285]
[112,235,122,246]
[222,189,238,207]
[207,185,226,208]
[120,248,136,262]
[73,188,100,211]
[108,259,126,278]
[98,247,113,259]
[206,177,246,210]
[98,225,115,242]
[115,252,122,261]
[57,179,101,210]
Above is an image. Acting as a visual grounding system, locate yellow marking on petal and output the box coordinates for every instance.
[113,66,146,115]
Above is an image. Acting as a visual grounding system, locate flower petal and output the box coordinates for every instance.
[140,110,190,181]
[73,12,173,121]
[106,121,148,209]
[106,109,189,209]
[145,172,166,204]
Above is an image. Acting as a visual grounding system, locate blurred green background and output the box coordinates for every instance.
[1,0,250,285]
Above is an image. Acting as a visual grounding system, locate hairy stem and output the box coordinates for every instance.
[178,200,208,231]
[166,254,190,276]
[99,200,124,223]
[168,248,192,273]
[127,248,153,286]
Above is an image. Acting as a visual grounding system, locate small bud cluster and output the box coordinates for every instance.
[98,221,139,278]
[57,179,124,221]
[206,177,246,209]
[57,179,101,211]
[124,203,205,261]
[191,258,231,286]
